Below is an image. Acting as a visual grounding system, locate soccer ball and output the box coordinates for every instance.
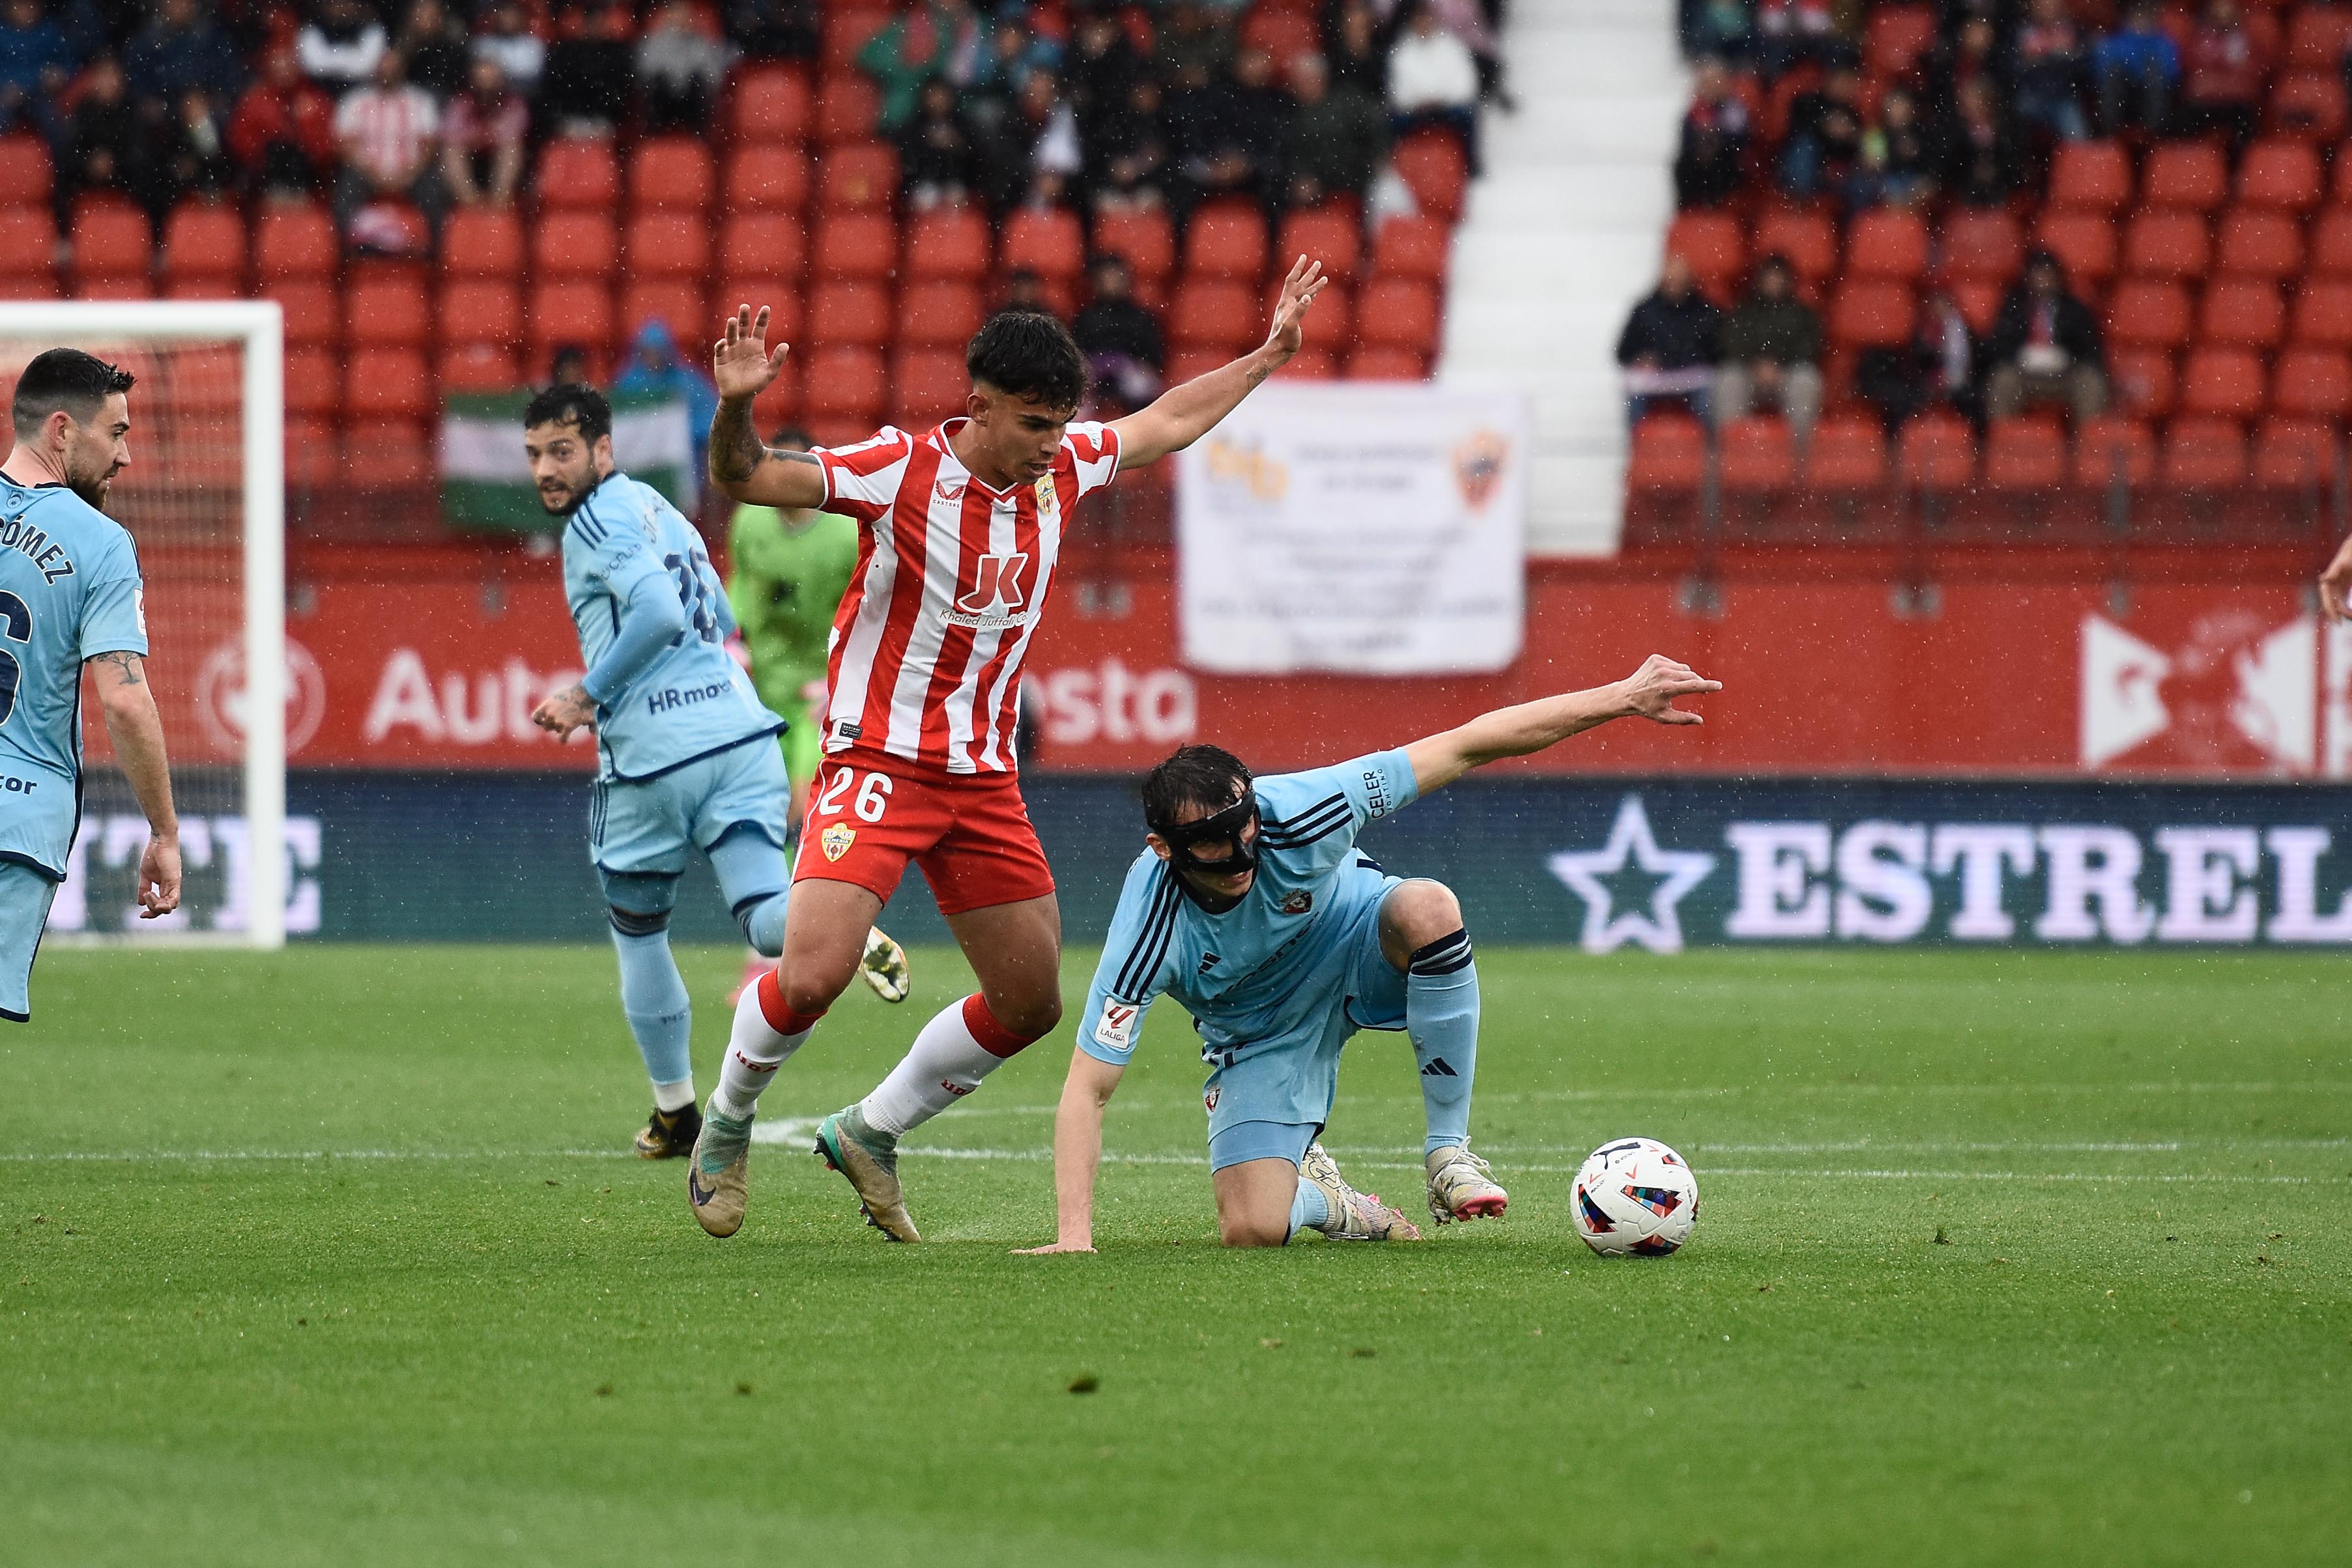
[1571,1137,1699,1257]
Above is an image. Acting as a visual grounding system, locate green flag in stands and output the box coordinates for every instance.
[441,390,697,533]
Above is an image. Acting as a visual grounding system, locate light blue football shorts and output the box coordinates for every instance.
[0,859,60,1022]
[590,735,793,877]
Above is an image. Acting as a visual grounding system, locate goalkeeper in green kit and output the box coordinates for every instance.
[723,425,899,1004]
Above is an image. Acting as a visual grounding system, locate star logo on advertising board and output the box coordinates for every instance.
[1545,795,1717,954]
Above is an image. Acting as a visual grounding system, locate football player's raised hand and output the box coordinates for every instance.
[713,304,790,401]
[1262,255,1327,363]
[1620,654,1720,726]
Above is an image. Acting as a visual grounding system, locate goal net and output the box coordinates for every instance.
[0,302,285,947]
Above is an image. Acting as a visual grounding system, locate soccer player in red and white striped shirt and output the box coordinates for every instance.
[685,258,1329,1242]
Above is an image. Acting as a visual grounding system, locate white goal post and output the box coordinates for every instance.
[0,300,285,948]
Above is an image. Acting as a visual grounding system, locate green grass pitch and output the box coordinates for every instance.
[3,944,2347,1566]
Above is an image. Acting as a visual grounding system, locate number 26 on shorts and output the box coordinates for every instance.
[816,765,893,824]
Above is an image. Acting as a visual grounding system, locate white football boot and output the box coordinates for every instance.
[1426,1144,1509,1224]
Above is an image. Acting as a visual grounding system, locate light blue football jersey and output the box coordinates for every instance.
[1076,748,1421,1067]
[561,471,783,782]
[0,476,146,878]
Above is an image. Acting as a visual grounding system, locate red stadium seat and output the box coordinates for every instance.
[2106,279,2192,350]
[2272,348,2352,422]
[2311,210,2352,274]
[342,420,437,491]
[1345,345,1428,378]
[1801,416,1889,492]
[2292,279,2352,347]
[1665,210,1743,298]
[2072,415,2157,487]
[1164,347,1229,383]
[1278,207,1362,281]
[2122,210,2211,280]
[1939,209,2024,284]
[1627,413,1708,493]
[2286,4,2352,69]
[719,213,808,285]
[0,135,53,208]
[534,212,619,278]
[527,280,615,355]
[713,283,799,344]
[437,209,520,279]
[814,76,883,145]
[283,417,339,489]
[536,137,620,208]
[1949,279,2003,335]
[1169,279,1259,351]
[618,281,709,349]
[629,137,715,212]
[261,279,339,348]
[803,279,891,349]
[810,212,896,283]
[1093,210,1176,285]
[2175,346,2267,420]
[1355,277,1439,356]
[997,207,1084,284]
[2142,143,2230,212]
[801,344,887,423]
[1391,131,1469,223]
[2200,280,2286,349]
[344,274,431,349]
[1829,280,1915,348]
[0,207,55,279]
[2267,72,2349,139]
[1185,203,1270,281]
[624,212,711,280]
[1372,215,1451,282]
[1239,5,1318,64]
[1846,210,1928,282]
[1865,4,1937,76]
[818,142,898,210]
[284,349,340,420]
[71,201,151,283]
[2215,210,2302,279]
[730,65,812,143]
[821,8,889,71]
[1900,412,1977,489]
[73,274,155,301]
[896,279,985,348]
[728,146,811,213]
[2160,417,2249,487]
[1984,418,2067,491]
[1753,208,1838,287]
[254,204,337,280]
[438,280,522,350]
[904,209,991,281]
[2253,419,2339,487]
[343,347,433,422]
[160,205,244,286]
[2237,139,2323,210]
[2034,210,2119,291]
[2109,348,2178,418]
[2048,141,2132,212]
[1284,347,1338,380]
[890,347,969,426]
[1718,416,1794,493]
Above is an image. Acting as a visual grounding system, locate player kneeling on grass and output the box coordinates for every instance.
[1018,657,1719,1252]
[521,385,908,1162]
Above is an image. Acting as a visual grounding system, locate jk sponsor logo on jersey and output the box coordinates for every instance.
[945,551,1035,632]
[1542,788,2352,951]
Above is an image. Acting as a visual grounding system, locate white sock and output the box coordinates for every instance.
[653,1076,696,1113]
[711,971,822,1120]
[859,993,1037,1137]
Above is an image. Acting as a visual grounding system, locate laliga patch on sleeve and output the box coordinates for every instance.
[133,587,147,636]
[1093,1002,1139,1051]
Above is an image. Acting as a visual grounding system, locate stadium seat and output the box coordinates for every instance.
[343,347,433,422]
[821,8,889,71]
[1169,278,1259,352]
[2122,209,2211,280]
[730,65,812,143]
[160,205,245,287]
[801,345,887,425]
[1354,278,1439,358]
[2106,279,2192,350]
[803,279,891,349]
[1345,344,1429,378]
[1092,210,1176,287]
[254,203,339,280]
[2034,210,2119,290]
[2108,348,2177,418]
[1278,207,1362,281]
[2236,139,2323,210]
[2141,143,2230,212]
[1717,416,1794,493]
[261,279,340,349]
[628,137,715,212]
[1284,346,1338,380]
[818,143,899,210]
[344,274,431,349]
[719,213,808,285]
[904,209,991,281]
[2291,279,2352,347]
[1801,416,1889,492]
[713,282,799,343]
[1391,131,1469,223]
[284,349,341,420]
[1164,347,1230,384]
[1665,210,1743,298]
[2215,210,2302,279]
[810,212,897,282]
[2271,348,2352,422]
[896,279,985,348]
[440,209,524,278]
[533,212,619,279]
[619,281,709,347]
[283,416,339,489]
[2311,210,2352,275]
[70,201,151,285]
[1371,215,1452,282]
[1184,203,1270,281]
[1949,278,2003,335]
[2252,419,2340,488]
[1829,280,1915,348]
[2267,72,2348,139]
[72,274,154,302]
[891,347,971,425]
[1984,418,2067,491]
[2160,417,2249,487]
[1900,412,1976,489]
[0,208,56,285]
[2199,280,2286,350]
[438,280,522,350]
[1239,4,1318,64]
[1626,412,1708,493]
[1939,209,2024,284]
[729,145,811,213]
[2071,416,2155,489]
[2286,4,2352,69]
[0,135,53,208]
[342,420,437,491]
[997,207,1084,285]
[1865,3,1938,76]
[1270,276,1350,345]
[536,137,621,208]
[1753,208,1838,287]
[1846,210,1928,282]
[624,212,711,279]
[527,280,615,357]
[814,76,883,146]
[2175,346,2267,420]
[2047,141,2132,212]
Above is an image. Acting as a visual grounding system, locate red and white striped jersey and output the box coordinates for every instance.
[812,418,1121,775]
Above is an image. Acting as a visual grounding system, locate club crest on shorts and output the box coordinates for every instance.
[1280,890,1314,915]
[820,823,856,862]
[1203,1085,1220,1111]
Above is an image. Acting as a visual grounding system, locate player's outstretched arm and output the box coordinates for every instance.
[1015,1047,1126,1255]
[1108,255,1328,470]
[2322,532,2352,622]
[708,305,829,509]
[1403,655,1721,796]
[88,651,180,919]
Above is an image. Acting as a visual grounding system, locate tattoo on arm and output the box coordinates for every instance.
[91,651,143,686]
[768,449,820,466]
[710,398,766,483]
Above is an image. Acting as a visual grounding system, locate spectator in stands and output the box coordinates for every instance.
[548,343,594,387]
[1083,74,1169,212]
[2094,1,2177,135]
[1777,65,1863,202]
[1167,51,1287,218]
[229,44,338,200]
[897,76,981,210]
[472,1,545,95]
[1414,0,1510,107]
[396,0,471,102]
[1388,0,1482,176]
[722,0,818,62]
[298,0,389,93]
[1853,86,1938,210]
[2177,0,2267,152]
[614,319,721,479]
[538,0,633,136]
[1983,249,2108,423]
[145,85,233,217]
[1156,1,1236,81]
[124,0,244,119]
[1073,253,1166,410]
[1679,0,1753,64]
[0,0,77,145]
[1616,253,1722,429]
[332,49,444,236]
[440,56,526,208]
[998,266,1056,317]
[1753,0,1856,83]
[1945,78,2024,205]
[1325,0,1384,101]
[1714,254,1823,448]
[1010,70,1084,210]
[2010,0,2091,144]
[1923,13,2002,115]
[1672,56,1749,210]
[859,1,993,134]
[1066,5,1143,129]
[637,1,728,134]
[1286,51,1388,208]
[1859,282,1981,436]
[63,53,145,214]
